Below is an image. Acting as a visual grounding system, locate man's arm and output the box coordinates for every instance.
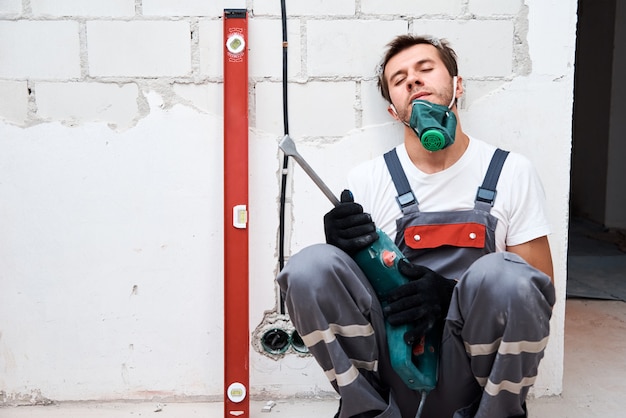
[507,235,554,283]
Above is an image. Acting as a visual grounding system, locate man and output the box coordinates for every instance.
[277,34,555,418]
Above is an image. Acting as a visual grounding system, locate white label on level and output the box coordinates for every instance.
[233,205,247,228]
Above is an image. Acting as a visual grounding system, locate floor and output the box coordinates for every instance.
[1,218,625,417]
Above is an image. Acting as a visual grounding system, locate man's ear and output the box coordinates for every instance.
[388,104,400,120]
[455,76,464,99]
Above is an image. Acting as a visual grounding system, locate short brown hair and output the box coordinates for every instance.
[377,35,459,103]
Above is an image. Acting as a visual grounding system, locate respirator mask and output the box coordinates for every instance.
[408,76,458,152]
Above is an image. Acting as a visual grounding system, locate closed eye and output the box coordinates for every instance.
[393,77,406,86]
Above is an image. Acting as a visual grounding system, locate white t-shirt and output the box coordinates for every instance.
[347,137,551,252]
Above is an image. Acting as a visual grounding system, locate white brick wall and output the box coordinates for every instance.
[253,0,355,16]
[412,20,514,77]
[87,21,192,77]
[361,80,394,126]
[143,0,246,17]
[256,81,356,137]
[173,82,222,115]
[30,0,135,17]
[0,0,577,404]
[198,19,222,77]
[36,82,139,129]
[0,0,21,14]
[307,20,407,77]
[0,21,81,79]
[249,18,302,79]
[0,80,29,124]
[361,0,464,16]
[468,0,523,16]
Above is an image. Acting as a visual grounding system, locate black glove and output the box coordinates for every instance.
[324,189,378,255]
[383,260,457,344]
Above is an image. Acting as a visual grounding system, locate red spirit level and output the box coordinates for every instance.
[223,8,249,418]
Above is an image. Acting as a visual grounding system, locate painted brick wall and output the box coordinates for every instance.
[0,0,576,405]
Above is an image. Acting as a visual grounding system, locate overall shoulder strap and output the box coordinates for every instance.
[383,148,419,214]
[475,148,509,210]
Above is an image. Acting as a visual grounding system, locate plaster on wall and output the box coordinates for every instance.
[0,92,224,403]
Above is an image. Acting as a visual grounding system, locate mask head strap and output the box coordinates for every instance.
[447,76,458,109]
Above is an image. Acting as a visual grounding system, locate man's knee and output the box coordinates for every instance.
[277,243,363,303]
[448,252,555,362]
[452,252,555,330]
[460,252,554,305]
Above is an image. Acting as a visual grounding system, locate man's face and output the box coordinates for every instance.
[384,43,459,123]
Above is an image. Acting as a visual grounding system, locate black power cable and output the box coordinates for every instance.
[278,0,289,314]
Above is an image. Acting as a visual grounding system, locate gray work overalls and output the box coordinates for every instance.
[383,147,506,279]
[277,148,555,418]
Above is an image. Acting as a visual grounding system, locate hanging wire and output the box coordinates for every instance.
[278,0,289,314]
